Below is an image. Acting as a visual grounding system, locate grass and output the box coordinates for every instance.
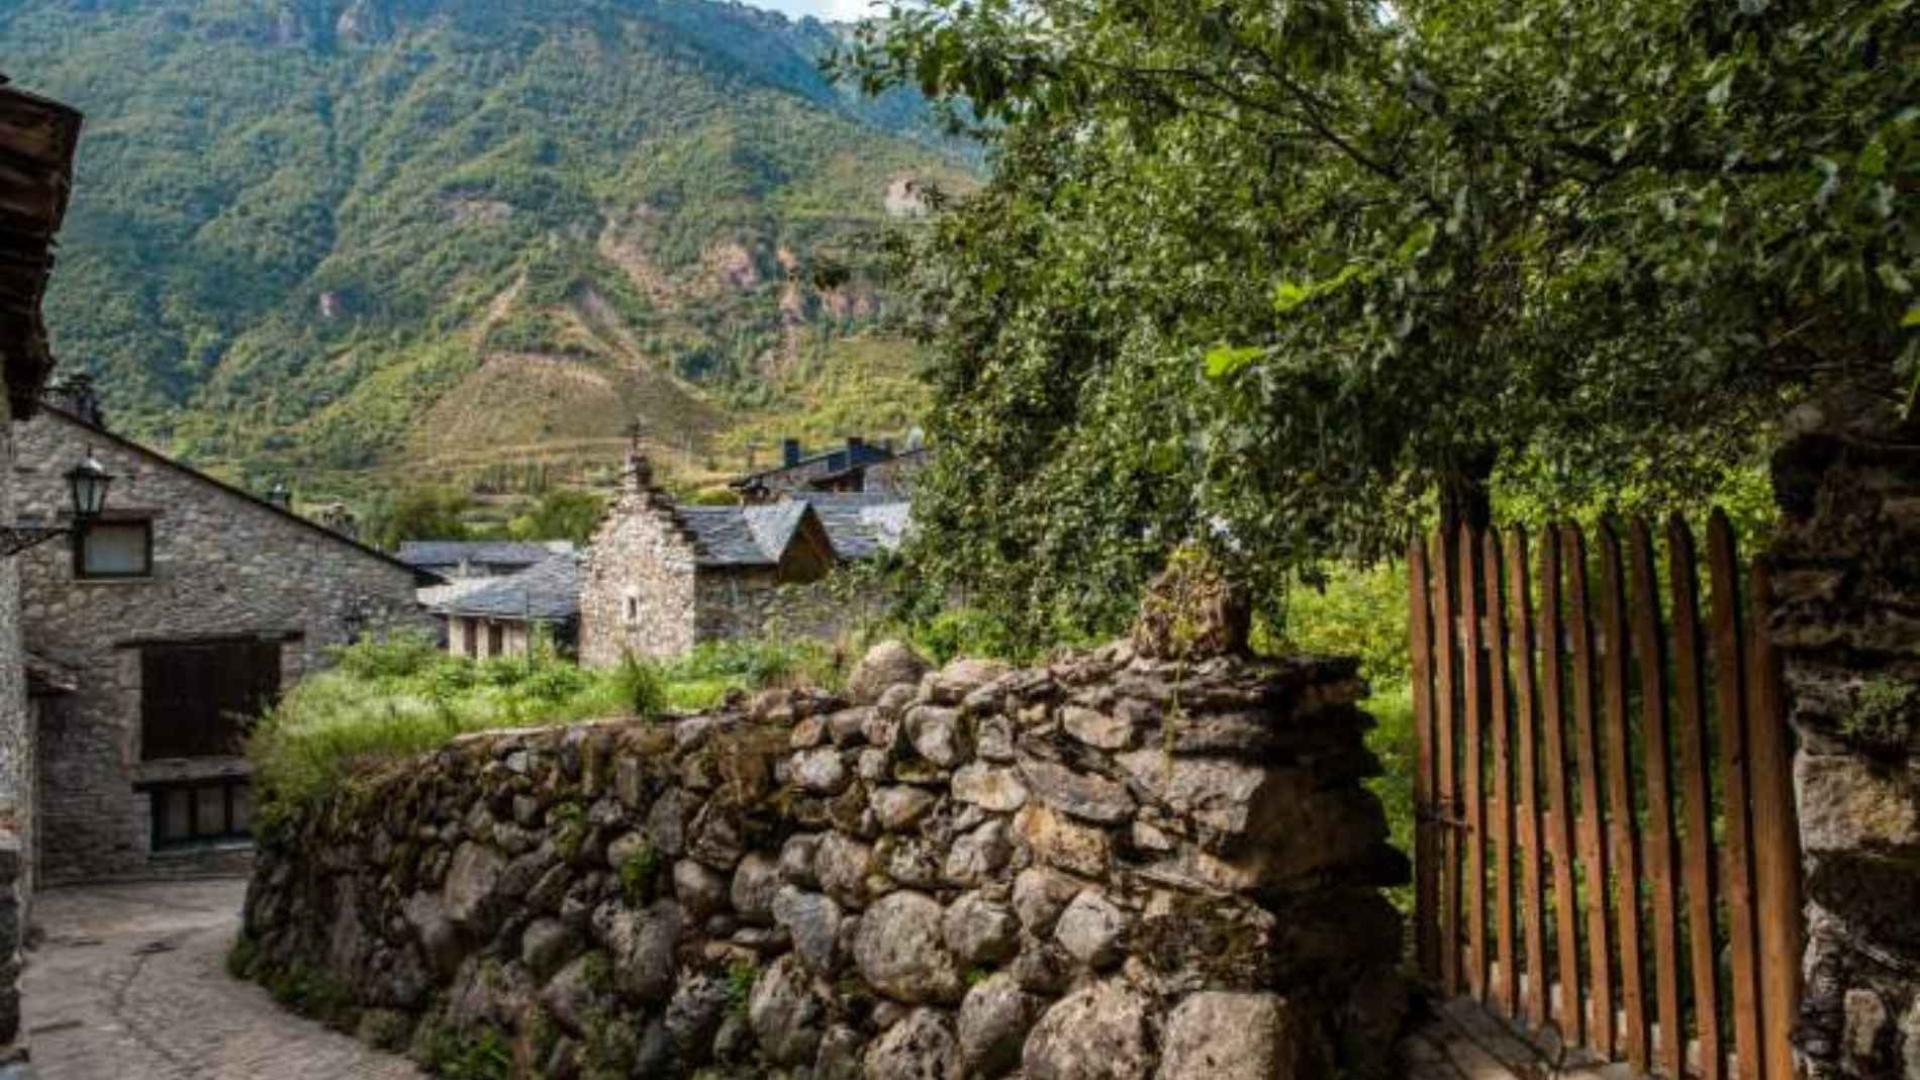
[247,631,842,824]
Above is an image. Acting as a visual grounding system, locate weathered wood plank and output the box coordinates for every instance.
[1629,520,1683,1080]
[1746,561,1803,1080]
[1436,527,1464,998]
[1460,523,1489,1002]
[1564,523,1615,1059]
[1484,532,1517,1018]
[1667,516,1724,1080]
[1411,537,1442,985]
[1598,522,1648,1073]
[1507,529,1547,1031]
[1539,526,1584,1044]
[1707,512,1762,1080]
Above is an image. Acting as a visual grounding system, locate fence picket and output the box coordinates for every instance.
[1539,526,1584,1044]
[1707,513,1763,1080]
[1667,516,1725,1080]
[1507,529,1548,1032]
[1410,537,1441,984]
[1435,527,1463,998]
[1747,562,1803,1080]
[1629,520,1683,1079]
[1599,523,1649,1072]
[1484,532,1517,1018]
[1460,523,1489,1002]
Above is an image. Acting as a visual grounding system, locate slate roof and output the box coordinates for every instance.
[436,554,582,622]
[806,497,911,560]
[676,505,808,567]
[397,540,574,570]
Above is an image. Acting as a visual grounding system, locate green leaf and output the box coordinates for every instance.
[1903,304,1920,328]
[1204,345,1264,379]
[1272,281,1313,314]
[1395,221,1437,263]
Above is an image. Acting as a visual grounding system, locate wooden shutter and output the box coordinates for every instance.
[140,640,282,759]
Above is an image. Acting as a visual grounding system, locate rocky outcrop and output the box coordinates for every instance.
[240,641,1405,1077]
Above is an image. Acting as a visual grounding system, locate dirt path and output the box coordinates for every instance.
[21,877,420,1080]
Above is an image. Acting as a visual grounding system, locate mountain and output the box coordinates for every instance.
[0,0,968,500]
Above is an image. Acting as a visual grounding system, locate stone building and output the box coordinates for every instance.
[731,434,926,503]
[435,552,580,659]
[0,73,80,1057]
[399,539,574,581]
[14,401,434,882]
[581,453,904,665]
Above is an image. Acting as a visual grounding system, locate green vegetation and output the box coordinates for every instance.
[846,0,1915,650]
[725,959,759,1014]
[246,631,839,820]
[5,0,970,498]
[618,844,662,907]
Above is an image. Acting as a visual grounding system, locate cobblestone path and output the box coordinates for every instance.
[21,877,420,1080]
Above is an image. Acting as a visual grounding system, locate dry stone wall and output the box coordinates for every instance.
[240,640,1407,1078]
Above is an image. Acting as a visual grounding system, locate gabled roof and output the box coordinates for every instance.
[807,497,911,560]
[35,405,442,585]
[675,503,827,567]
[398,540,574,569]
[435,554,581,622]
[729,438,898,491]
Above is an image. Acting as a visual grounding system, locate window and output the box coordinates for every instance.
[141,641,281,760]
[462,619,478,658]
[76,519,152,579]
[487,621,504,656]
[625,595,640,622]
[147,776,251,850]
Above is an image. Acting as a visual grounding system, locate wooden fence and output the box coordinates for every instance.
[1409,513,1804,1079]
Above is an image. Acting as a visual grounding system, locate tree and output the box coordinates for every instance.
[363,487,471,552]
[842,0,1918,644]
[507,489,608,545]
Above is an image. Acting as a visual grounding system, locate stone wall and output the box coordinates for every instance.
[580,459,699,667]
[1770,401,1920,1078]
[15,408,428,882]
[239,640,1406,1078]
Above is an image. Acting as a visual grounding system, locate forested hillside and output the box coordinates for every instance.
[1,0,967,496]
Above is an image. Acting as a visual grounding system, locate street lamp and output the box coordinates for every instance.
[1,448,114,556]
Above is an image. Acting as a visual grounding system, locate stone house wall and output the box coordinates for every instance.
[1769,401,1920,1078]
[449,616,534,661]
[579,469,699,667]
[239,640,1407,1078]
[14,408,428,883]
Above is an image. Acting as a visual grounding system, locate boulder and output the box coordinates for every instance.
[815,832,875,907]
[925,658,1014,705]
[605,901,683,1004]
[731,852,783,925]
[907,705,970,768]
[849,641,931,705]
[442,841,508,934]
[1014,804,1112,878]
[1157,992,1304,1080]
[674,858,729,918]
[945,817,1014,885]
[1022,980,1152,1080]
[794,747,853,796]
[873,786,941,831]
[520,917,578,980]
[1053,890,1130,969]
[774,886,845,975]
[749,954,827,1065]
[958,973,1044,1078]
[665,972,733,1063]
[854,891,964,1004]
[863,1007,958,1080]
[1061,706,1134,751]
[942,891,1020,966]
[952,763,1030,812]
[1019,760,1135,824]
[1012,867,1083,935]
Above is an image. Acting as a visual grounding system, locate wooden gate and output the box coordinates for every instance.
[1408,513,1804,1079]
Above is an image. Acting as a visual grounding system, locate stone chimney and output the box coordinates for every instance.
[44,371,104,429]
[846,435,866,460]
[781,438,802,468]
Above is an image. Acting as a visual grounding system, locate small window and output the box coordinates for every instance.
[148,777,252,850]
[487,622,504,656]
[625,595,639,622]
[77,520,152,579]
[462,619,478,658]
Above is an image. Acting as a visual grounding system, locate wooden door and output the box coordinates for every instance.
[140,640,282,759]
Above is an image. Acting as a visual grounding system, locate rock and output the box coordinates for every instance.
[957,973,1044,1078]
[644,788,698,856]
[1157,992,1303,1080]
[850,641,931,705]
[795,747,852,795]
[790,715,829,749]
[749,954,827,1065]
[945,817,1014,885]
[829,708,873,746]
[774,886,845,975]
[1797,754,1920,852]
[952,763,1030,812]
[1019,760,1135,823]
[926,658,1014,705]
[1844,988,1890,1065]
[541,952,608,1037]
[665,973,732,1062]
[731,852,782,925]
[1015,804,1112,878]
[942,892,1020,966]
[442,841,509,935]
[521,917,578,980]
[857,748,891,782]
[1061,706,1134,750]
[873,786,941,831]
[854,891,964,1004]
[606,902,683,1004]
[674,858,730,918]
[1010,937,1074,996]
[780,833,822,887]
[816,1023,866,1080]
[878,834,945,889]
[1012,867,1083,935]
[403,891,463,977]
[863,1007,958,1080]
[975,714,1018,762]
[907,705,970,768]
[815,832,875,907]
[1115,751,1271,836]
[876,682,918,719]
[1022,980,1152,1080]
[1053,890,1130,969]
[687,802,747,868]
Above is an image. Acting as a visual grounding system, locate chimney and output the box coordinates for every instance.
[46,371,106,429]
[782,438,802,467]
[846,436,866,460]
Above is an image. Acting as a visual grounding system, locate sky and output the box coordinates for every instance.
[747,0,881,22]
